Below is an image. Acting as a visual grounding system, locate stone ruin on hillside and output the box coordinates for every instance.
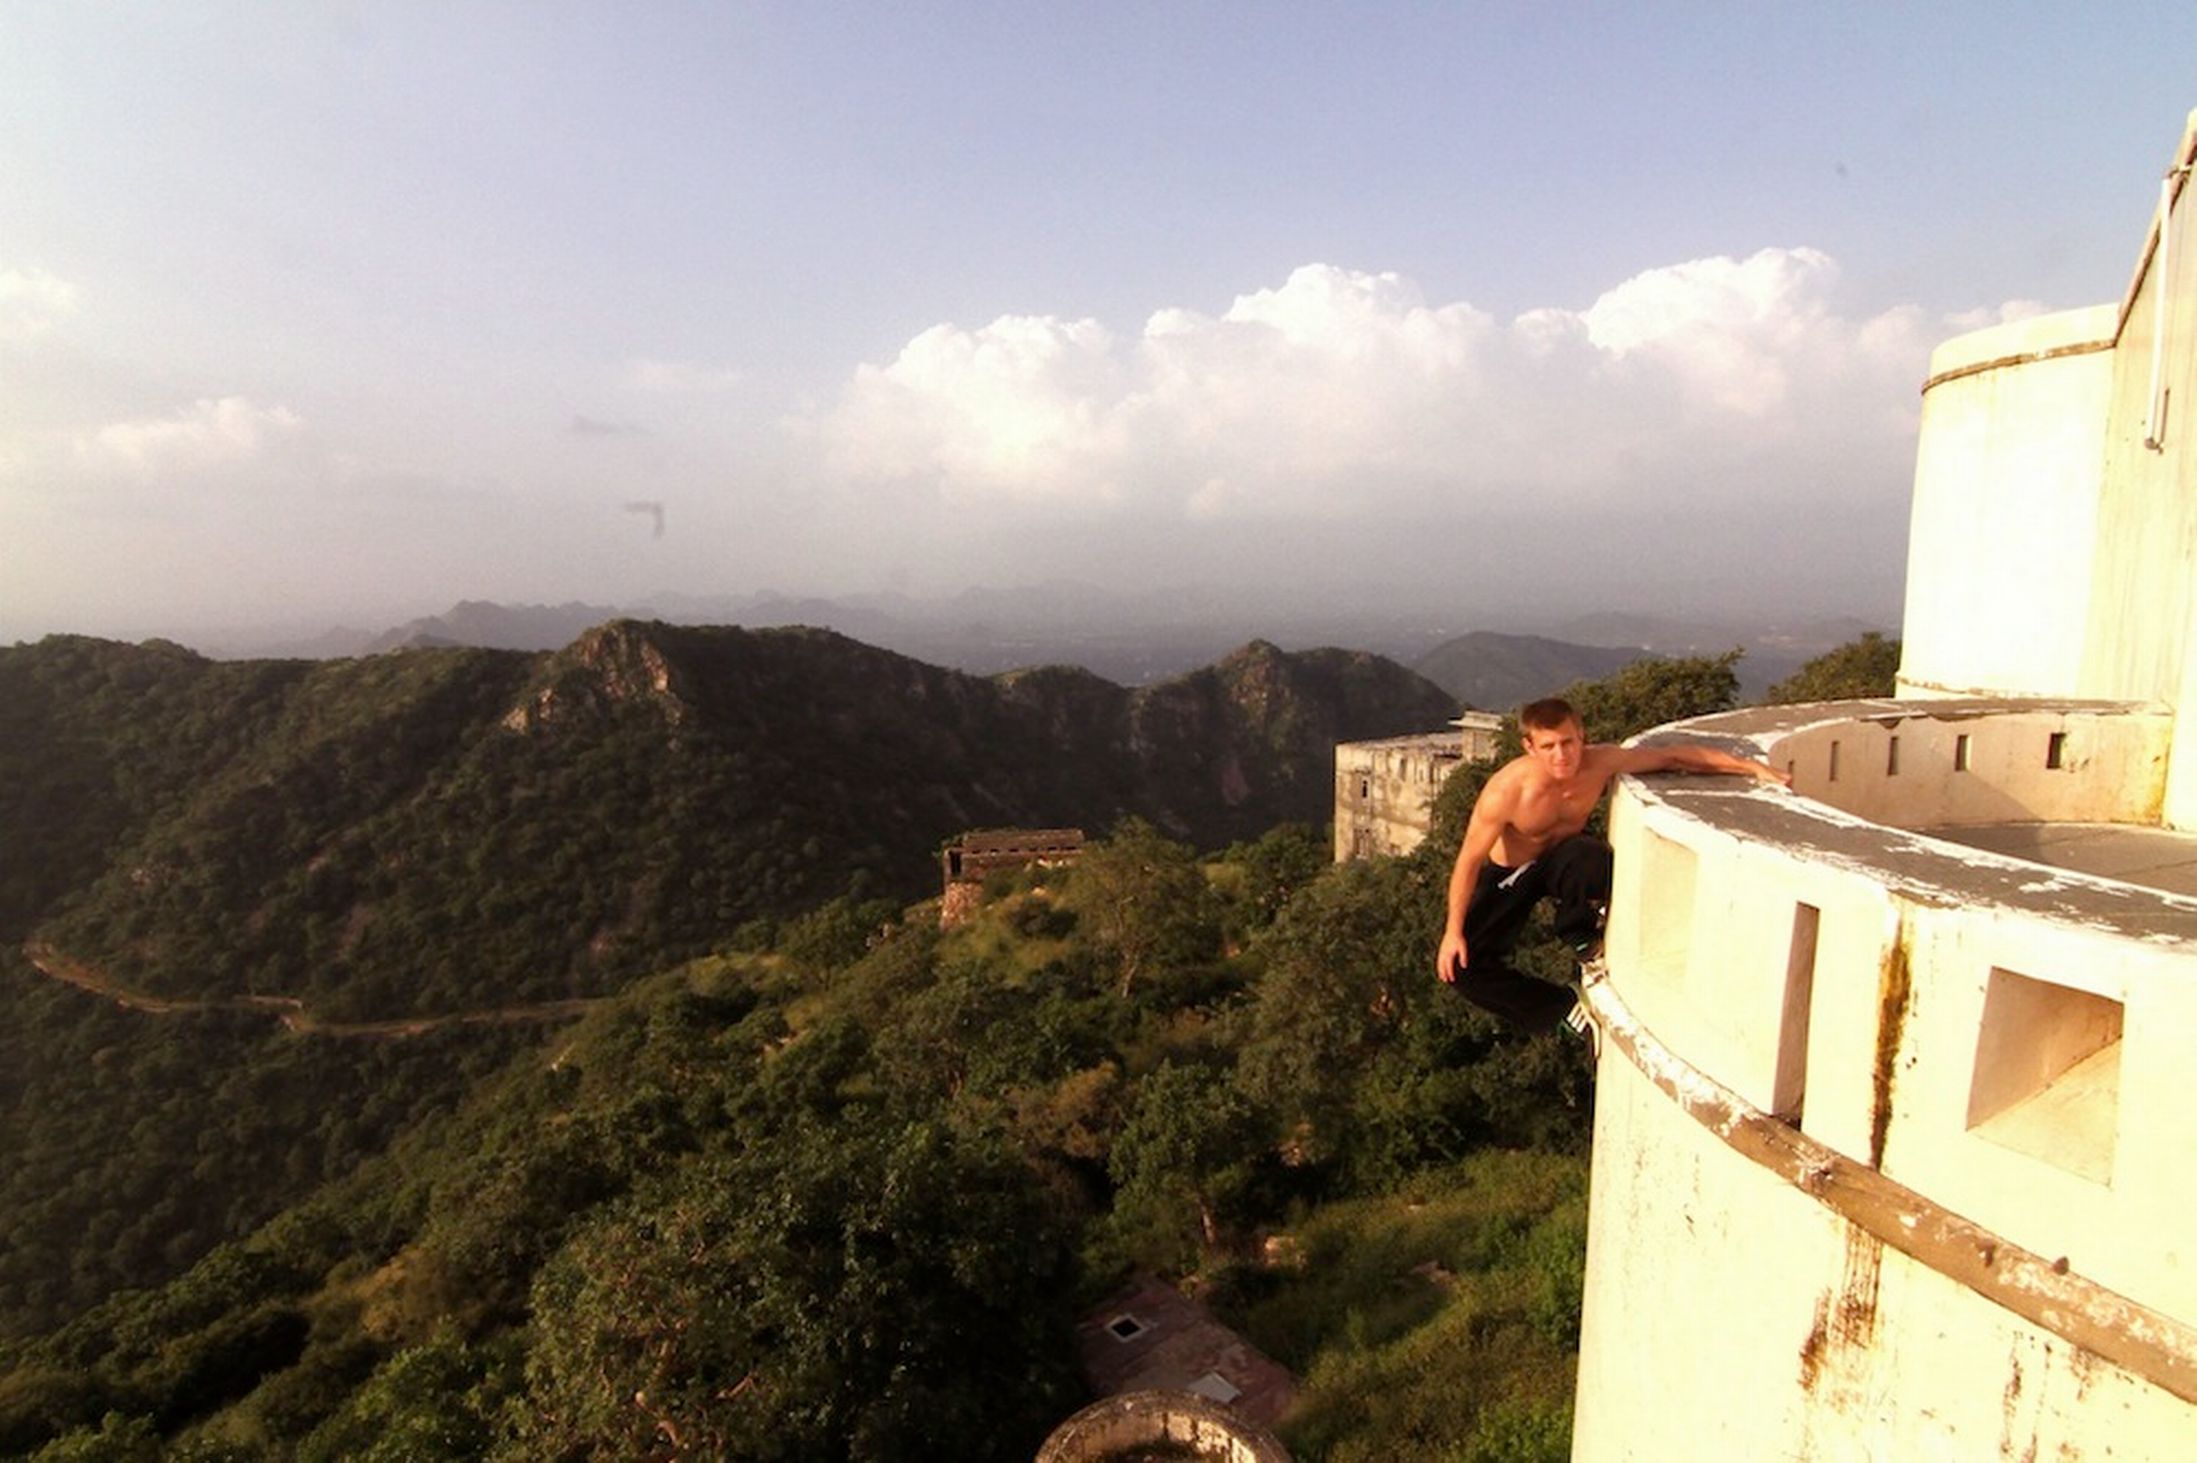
[939,827,1085,928]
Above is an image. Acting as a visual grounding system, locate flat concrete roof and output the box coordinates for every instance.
[1642,779,2197,947]
[1337,731,1464,752]
[1919,821,2197,901]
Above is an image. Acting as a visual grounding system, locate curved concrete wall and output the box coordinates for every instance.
[1036,1390,1292,1463]
[1735,697,2172,828]
[1899,307,2116,700]
[1573,703,2197,1461]
[1900,113,2197,829]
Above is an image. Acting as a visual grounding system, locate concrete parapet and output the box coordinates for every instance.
[1035,1391,1292,1463]
[1575,697,2197,1459]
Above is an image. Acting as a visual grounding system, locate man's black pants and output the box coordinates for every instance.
[1455,835,1612,1032]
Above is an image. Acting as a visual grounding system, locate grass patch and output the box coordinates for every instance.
[1210,1148,1588,1462]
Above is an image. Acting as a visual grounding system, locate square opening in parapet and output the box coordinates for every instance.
[1965,966,2121,1185]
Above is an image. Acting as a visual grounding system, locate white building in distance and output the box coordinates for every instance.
[1333,712,1504,862]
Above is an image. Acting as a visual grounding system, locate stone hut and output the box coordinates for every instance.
[939,827,1085,927]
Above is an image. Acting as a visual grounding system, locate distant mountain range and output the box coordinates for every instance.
[1,623,1455,1019]
[1411,632,1646,712]
[215,590,1882,703]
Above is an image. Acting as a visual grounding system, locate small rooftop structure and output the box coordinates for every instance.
[1072,1276,1297,1430]
[939,827,1084,927]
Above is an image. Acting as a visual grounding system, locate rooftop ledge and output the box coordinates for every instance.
[1622,696,2197,947]
[1596,693,2197,1360]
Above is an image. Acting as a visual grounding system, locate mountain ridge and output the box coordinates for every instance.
[2,621,1456,1020]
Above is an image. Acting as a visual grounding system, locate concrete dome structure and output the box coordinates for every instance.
[1571,111,2197,1459]
[1035,1390,1292,1463]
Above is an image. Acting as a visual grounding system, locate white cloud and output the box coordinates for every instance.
[804,251,2007,522]
[80,397,304,476]
[821,315,1126,500]
[1943,299,2053,332]
[0,265,78,343]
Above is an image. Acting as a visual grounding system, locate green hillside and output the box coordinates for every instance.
[0,819,1595,1461]
[0,629,1763,1459]
[4,624,1456,1021]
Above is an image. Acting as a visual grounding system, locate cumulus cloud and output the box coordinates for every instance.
[822,315,1126,499]
[804,251,1998,524]
[80,397,304,476]
[0,265,78,343]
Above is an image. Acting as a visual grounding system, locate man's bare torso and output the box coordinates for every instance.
[1486,745,1622,866]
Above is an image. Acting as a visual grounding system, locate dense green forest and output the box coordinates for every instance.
[0,626,1889,1459]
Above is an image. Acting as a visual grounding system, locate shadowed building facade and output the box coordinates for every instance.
[1333,712,1503,861]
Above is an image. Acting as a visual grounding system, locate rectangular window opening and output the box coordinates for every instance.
[2046,732,2067,770]
[1107,1315,1147,1342]
[1827,740,1841,783]
[1954,734,1972,772]
[1886,736,1901,776]
[1772,903,1821,1123]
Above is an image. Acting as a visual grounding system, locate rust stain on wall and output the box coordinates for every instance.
[1836,1229,1883,1344]
[1998,1343,2039,1463]
[1869,927,1913,1170]
[1797,1228,1884,1394]
[1798,1291,1832,1391]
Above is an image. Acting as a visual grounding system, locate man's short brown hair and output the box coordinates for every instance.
[1519,696,1582,733]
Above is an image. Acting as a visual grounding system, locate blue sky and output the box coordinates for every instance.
[3,3,2192,645]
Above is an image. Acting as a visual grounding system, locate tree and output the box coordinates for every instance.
[1219,822,1329,934]
[1766,632,1901,704]
[1108,1062,1263,1257]
[1237,857,1428,1143]
[509,1119,1075,1461]
[1063,820,1219,998]
[1558,650,1744,744]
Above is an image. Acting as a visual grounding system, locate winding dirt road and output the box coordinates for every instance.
[20,942,605,1039]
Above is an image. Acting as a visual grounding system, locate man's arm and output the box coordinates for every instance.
[1435,774,1515,983]
[1608,742,1791,785]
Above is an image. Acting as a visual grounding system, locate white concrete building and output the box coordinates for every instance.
[1572,112,2197,1459]
[1333,712,1503,861]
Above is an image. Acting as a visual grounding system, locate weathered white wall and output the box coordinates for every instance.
[1578,112,2197,1462]
[1902,113,2197,828]
[2086,128,2197,825]
[1900,306,2116,700]
[1581,747,2197,1459]
[1575,1046,2197,1463]
[1767,701,2172,828]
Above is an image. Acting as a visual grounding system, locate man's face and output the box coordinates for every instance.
[1523,718,1585,780]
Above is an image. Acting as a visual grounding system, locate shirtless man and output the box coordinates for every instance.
[1434,696,1790,1031]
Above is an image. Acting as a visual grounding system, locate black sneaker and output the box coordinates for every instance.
[1565,902,1609,962]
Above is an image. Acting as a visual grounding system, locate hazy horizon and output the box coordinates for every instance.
[5,6,2189,648]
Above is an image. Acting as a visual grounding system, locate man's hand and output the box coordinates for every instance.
[1436,928,1468,984]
